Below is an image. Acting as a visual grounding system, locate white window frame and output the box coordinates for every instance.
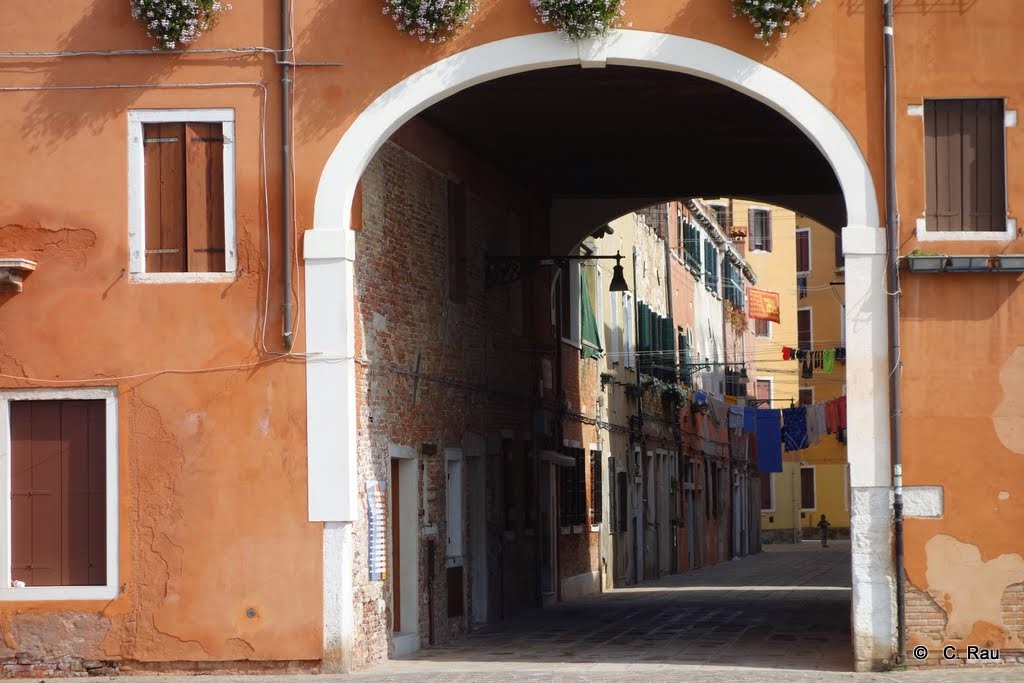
[910,101,1017,243]
[128,108,238,283]
[756,376,774,404]
[754,318,772,339]
[795,227,812,275]
[761,473,775,512]
[749,207,772,253]
[0,388,119,601]
[799,465,817,511]
[445,448,464,567]
[555,263,581,347]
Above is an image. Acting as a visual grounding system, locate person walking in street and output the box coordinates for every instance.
[817,514,831,547]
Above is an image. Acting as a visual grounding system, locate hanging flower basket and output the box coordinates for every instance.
[732,0,821,45]
[384,0,477,43]
[530,0,626,41]
[130,0,231,50]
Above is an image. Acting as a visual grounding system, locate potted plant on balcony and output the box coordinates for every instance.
[531,0,626,40]
[130,0,232,50]
[732,0,821,45]
[384,0,477,43]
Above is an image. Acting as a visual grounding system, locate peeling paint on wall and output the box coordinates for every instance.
[0,222,96,270]
[925,534,1024,638]
[994,346,1024,454]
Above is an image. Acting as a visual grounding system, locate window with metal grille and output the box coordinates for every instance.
[709,203,730,229]
[924,98,1006,232]
[749,208,772,252]
[10,400,106,588]
[559,448,586,526]
[128,110,236,279]
[590,451,603,525]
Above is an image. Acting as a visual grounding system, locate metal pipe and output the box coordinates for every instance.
[883,0,907,665]
[281,0,295,350]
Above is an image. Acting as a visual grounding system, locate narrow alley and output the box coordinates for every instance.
[367,543,851,676]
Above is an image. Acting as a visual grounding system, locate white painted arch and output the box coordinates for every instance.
[307,29,892,672]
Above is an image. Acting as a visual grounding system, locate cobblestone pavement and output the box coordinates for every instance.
[82,543,1024,682]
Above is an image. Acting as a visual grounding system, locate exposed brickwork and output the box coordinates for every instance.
[905,583,949,648]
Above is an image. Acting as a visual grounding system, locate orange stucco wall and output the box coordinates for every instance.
[5,0,1024,666]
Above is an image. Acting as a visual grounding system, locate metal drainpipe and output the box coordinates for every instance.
[280,0,295,350]
[883,0,907,665]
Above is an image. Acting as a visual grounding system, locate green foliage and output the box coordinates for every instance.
[731,0,821,45]
[130,0,230,50]
[531,0,626,40]
[383,0,477,43]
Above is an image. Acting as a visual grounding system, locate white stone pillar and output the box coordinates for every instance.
[842,226,895,671]
[305,228,358,671]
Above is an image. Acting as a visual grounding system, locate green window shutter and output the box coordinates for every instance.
[580,267,602,359]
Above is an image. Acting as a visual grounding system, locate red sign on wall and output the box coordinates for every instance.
[748,288,781,323]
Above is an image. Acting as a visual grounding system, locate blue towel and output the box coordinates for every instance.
[782,406,809,451]
[694,391,708,406]
[756,410,782,473]
[743,407,757,433]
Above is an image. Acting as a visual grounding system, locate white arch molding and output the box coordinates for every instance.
[307,30,893,672]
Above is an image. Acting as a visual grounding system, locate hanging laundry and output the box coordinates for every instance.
[728,406,745,430]
[836,347,847,363]
[782,406,809,451]
[724,395,738,406]
[755,410,783,473]
[806,403,827,446]
[694,391,708,406]
[837,395,847,429]
[801,357,813,379]
[782,347,793,361]
[823,348,836,374]
[708,398,729,426]
[743,406,758,433]
[825,399,838,434]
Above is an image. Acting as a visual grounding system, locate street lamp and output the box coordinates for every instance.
[486,251,630,293]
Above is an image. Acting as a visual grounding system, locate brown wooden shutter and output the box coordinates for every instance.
[834,230,845,268]
[11,401,62,586]
[765,210,773,251]
[144,123,187,272]
[10,400,105,588]
[759,474,772,510]
[962,99,1006,231]
[800,468,815,509]
[796,231,809,272]
[185,123,226,272]
[797,309,811,351]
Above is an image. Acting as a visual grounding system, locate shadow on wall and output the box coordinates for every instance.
[293,0,509,145]
[901,273,1023,322]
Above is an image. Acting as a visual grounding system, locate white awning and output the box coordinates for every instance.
[538,449,577,467]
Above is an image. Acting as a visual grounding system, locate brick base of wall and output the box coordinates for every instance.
[4,659,320,678]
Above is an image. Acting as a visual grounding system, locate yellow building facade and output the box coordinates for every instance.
[706,200,849,542]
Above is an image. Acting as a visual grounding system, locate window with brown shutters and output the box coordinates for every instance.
[797,309,812,352]
[749,208,772,252]
[796,229,810,273]
[9,400,106,587]
[142,122,226,273]
[800,467,815,510]
[924,98,1006,232]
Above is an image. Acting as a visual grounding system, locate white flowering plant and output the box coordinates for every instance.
[531,0,625,41]
[732,0,821,45]
[383,0,476,43]
[130,0,231,50]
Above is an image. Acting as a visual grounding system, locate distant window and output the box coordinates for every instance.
[800,467,816,510]
[754,318,770,338]
[797,309,812,352]
[749,208,772,252]
[559,447,586,526]
[760,473,774,511]
[924,98,1006,232]
[709,203,730,229]
[796,229,811,273]
[755,379,772,402]
[799,387,814,406]
[590,451,603,525]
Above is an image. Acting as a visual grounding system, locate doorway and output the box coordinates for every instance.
[390,451,419,657]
